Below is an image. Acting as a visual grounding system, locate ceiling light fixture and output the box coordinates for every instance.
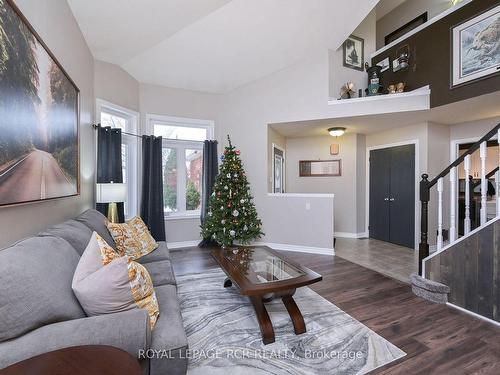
[328,127,346,137]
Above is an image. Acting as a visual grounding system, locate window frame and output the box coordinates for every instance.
[146,114,214,219]
[96,99,139,219]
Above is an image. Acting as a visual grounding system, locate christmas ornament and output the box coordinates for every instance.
[233,210,239,217]
[230,230,236,236]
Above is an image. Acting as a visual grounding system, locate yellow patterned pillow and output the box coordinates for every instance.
[128,217,158,254]
[107,217,158,260]
[72,232,160,329]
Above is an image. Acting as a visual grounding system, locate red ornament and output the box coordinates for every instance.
[235,150,240,155]
[217,192,221,197]
[228,203,232,207]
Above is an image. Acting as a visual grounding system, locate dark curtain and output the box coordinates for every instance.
[141,135,166,241]
[198,140,219,247]
[96,125,125,223]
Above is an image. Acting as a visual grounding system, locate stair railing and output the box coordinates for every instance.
[419,123,500,275]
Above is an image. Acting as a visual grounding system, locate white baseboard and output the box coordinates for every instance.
[446,302,500,328]
[254,242,334,256]
[167,240,334,255]
[167,240,200,249]
[334,232,368,239]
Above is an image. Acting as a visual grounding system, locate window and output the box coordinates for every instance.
[148,115,214,218]
[97,99,138,219]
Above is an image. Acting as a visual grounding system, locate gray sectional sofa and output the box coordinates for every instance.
[0,209,188,375]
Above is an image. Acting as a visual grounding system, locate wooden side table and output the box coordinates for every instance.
[0,345,142,375]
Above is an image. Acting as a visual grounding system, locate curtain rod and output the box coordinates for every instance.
[92,123,149,139]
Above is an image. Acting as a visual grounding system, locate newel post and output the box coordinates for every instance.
[419,174,431,276]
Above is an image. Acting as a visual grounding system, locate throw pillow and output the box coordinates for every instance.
[107,216,158,260]
[72,232,160,329]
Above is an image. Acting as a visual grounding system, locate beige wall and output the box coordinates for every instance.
[284,134,358,234]
[139,83,221,244]
[450,116,500,143]
[329,10,376,99]
[0,0,95,249]
[376,0,450,49]
[94,60,140,112]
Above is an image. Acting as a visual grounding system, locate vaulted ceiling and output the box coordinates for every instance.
[68,0,378,93]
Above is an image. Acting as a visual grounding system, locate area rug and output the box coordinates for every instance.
[177,269,405,375]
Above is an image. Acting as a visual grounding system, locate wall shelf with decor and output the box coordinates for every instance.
[327,86,430,118]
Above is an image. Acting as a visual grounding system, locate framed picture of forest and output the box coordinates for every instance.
[0,0,79,207]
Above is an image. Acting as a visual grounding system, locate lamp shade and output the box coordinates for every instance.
[96,183,127,203]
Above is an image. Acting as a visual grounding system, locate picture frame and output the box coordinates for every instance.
[343,35,364,71]
[384,13,428,46]
[451,5,500,88]
[0,0,80,207]
[299,160,341,177]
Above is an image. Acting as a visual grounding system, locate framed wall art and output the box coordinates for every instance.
[343,35,364,71]
[451,5,500,87]
[0,0,80,207]
[299,160,342,177]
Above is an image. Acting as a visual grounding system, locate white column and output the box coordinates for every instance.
[464,154,471,235]
[449,167,457,243]
[437,177,444,251]
[496,171,500,217]
[480,142,487,225]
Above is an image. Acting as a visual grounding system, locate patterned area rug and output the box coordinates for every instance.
[177,269,405,375]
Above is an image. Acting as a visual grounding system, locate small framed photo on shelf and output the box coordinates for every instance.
[343,35,364,71]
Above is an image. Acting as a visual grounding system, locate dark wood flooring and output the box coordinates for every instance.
[170,247,500,374]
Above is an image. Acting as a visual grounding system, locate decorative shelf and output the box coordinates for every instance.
[326,86,430,118]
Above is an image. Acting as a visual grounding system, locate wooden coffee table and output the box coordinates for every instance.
[0,345,142,375]
[212,246,322,345]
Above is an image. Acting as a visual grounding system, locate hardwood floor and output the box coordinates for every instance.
[170,247,500,374]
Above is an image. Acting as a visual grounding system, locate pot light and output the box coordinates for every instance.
[328,127,346,137]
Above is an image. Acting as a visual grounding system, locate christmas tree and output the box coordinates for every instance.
[201,136,263,247]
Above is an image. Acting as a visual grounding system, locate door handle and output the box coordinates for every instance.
[384,197,389,201]
[389,198,395,201]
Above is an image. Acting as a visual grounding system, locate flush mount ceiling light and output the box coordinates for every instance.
[328,127,346,137]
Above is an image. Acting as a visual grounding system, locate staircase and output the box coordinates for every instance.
[417,123,500,323]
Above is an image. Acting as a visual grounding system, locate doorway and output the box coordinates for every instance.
[369,144,415,248]
[272,144,285,193]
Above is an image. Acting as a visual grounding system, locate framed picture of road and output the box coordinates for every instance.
[0,0,79,207]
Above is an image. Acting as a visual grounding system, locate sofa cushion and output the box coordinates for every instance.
[38,219,93,255]
[107,217,158,260]
[142,260,177,287]
[150,284,187,352]
[0,237,86,342]
[72,232,160,329]
[137,242,170,264]
[75,209,116,249]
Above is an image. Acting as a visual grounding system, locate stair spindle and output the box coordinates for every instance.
[464,155,471,234]
[437,177,444,251]
[480,142,487,225]
[449,167,457,243]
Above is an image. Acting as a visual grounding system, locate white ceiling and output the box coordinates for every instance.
[68,0,378,93]
[270,91,500,138]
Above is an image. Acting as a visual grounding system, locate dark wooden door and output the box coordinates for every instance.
[369,148,391,242]
[369,144,415,248]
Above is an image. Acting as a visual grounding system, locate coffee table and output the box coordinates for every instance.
[211,246,322,344]
[0,345,142,375]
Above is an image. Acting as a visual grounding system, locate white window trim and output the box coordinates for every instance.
[146,114,214,219]
[96,99,139,219]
